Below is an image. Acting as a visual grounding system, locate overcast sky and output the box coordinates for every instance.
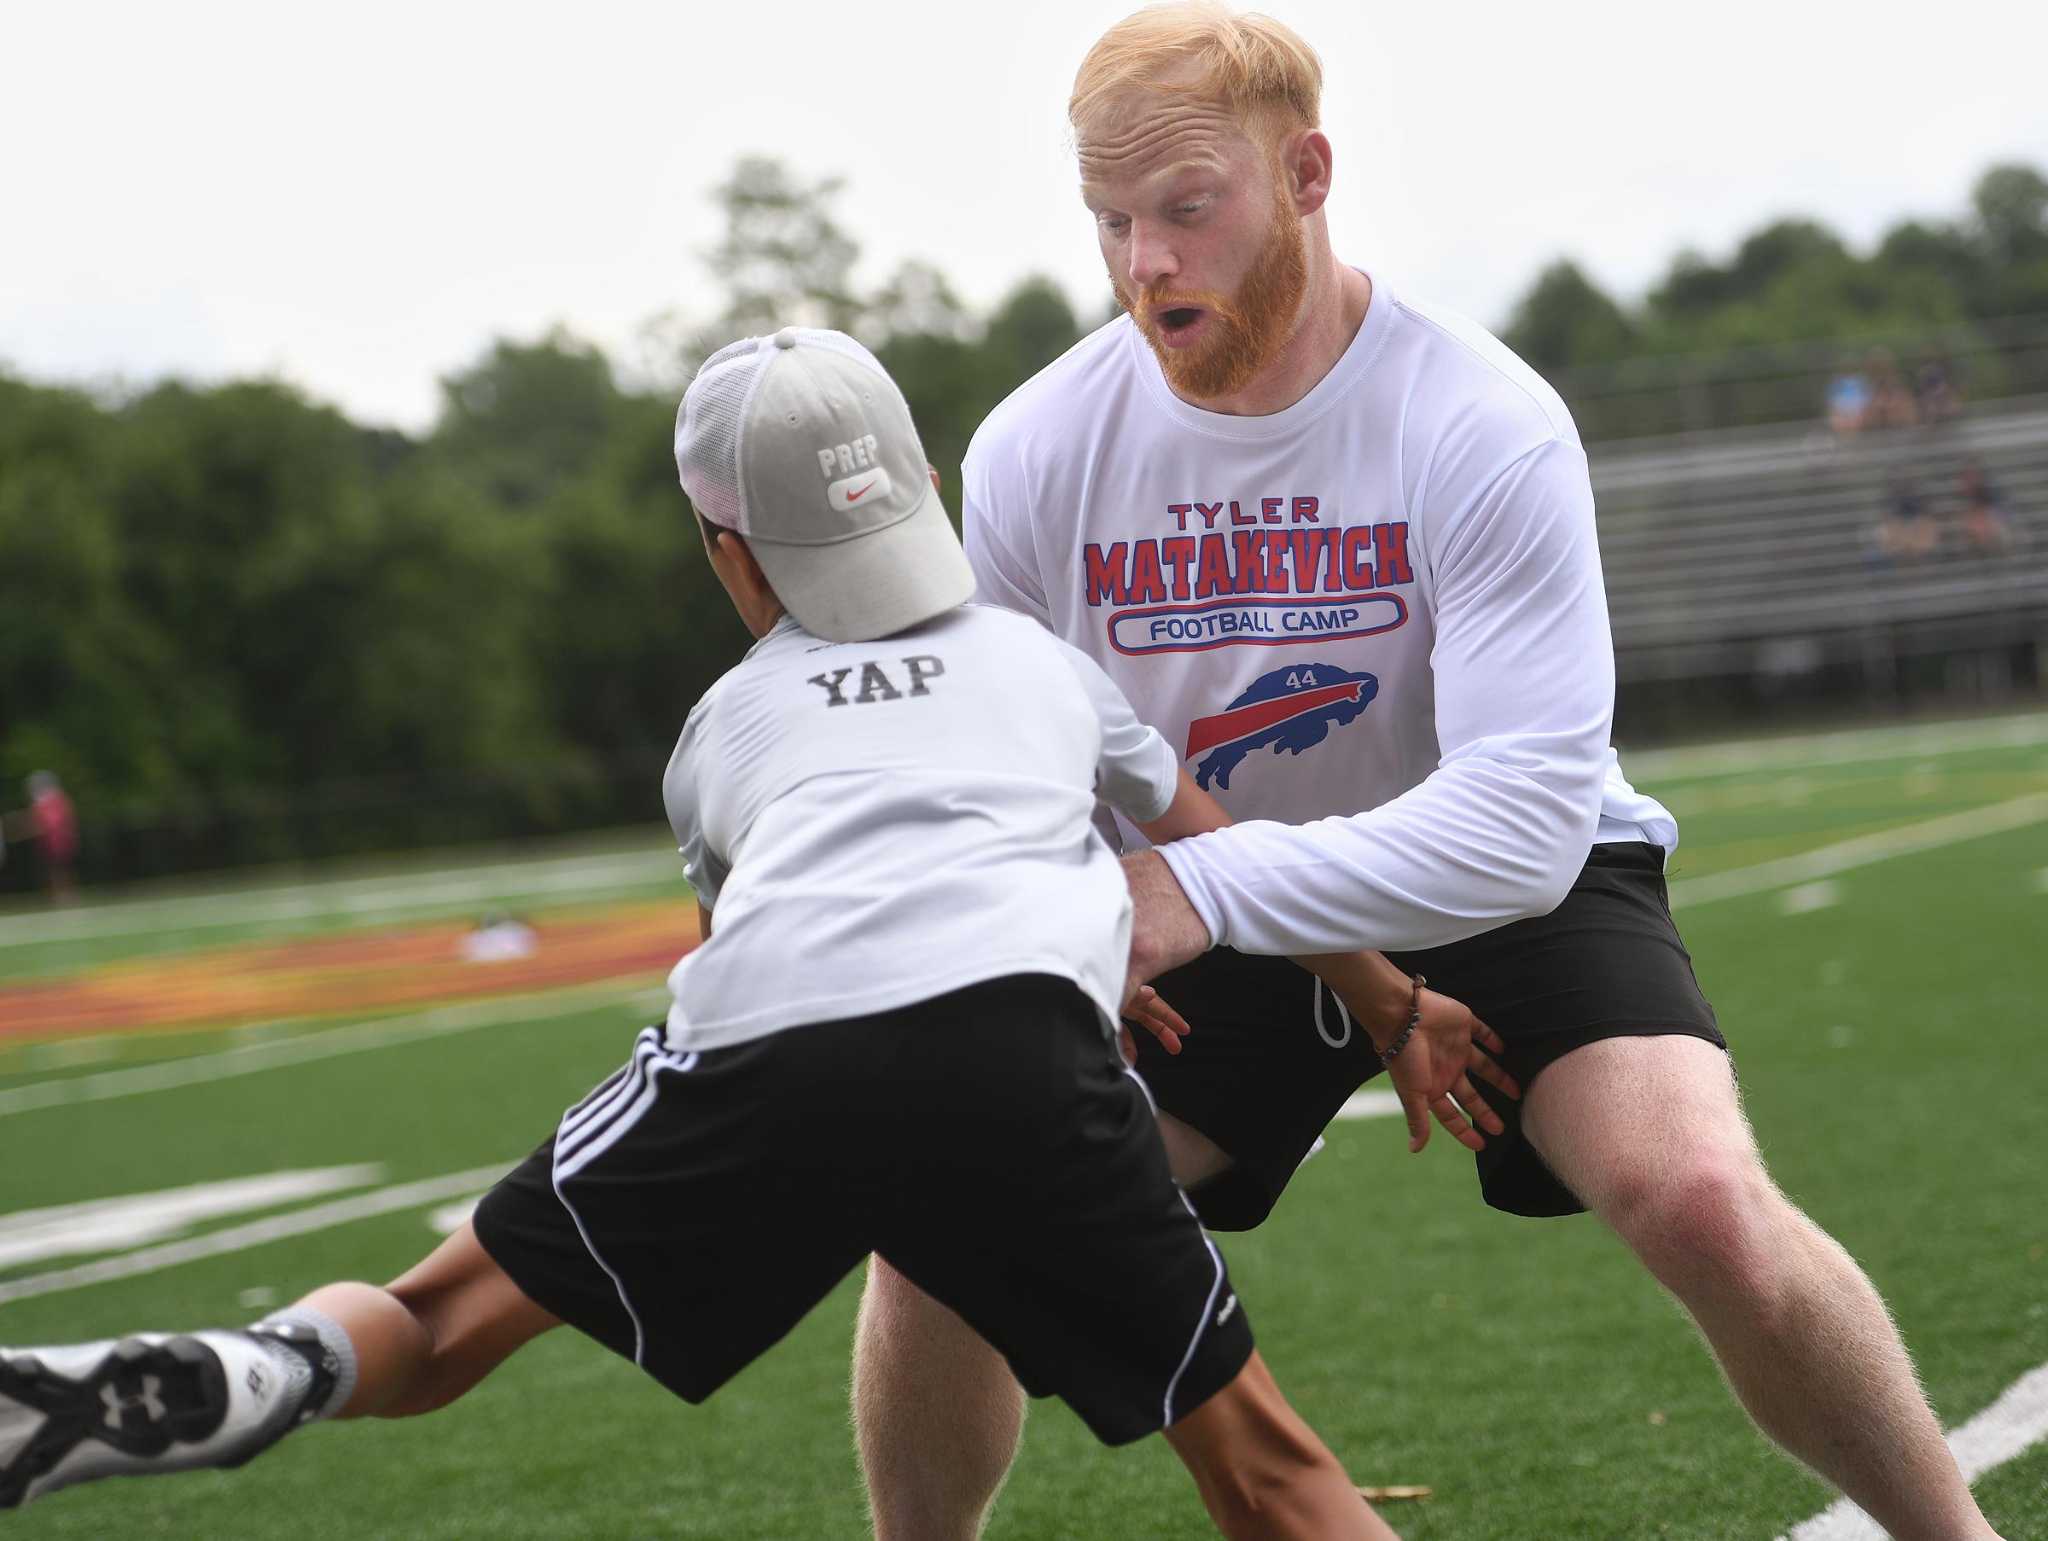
[6,0,2044,430]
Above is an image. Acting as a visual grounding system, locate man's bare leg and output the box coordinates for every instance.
[854,1256,1025,1541]
[852,1114,1232,1540]
[1162,1352,1392,1541]
[1524,1035,1999,1541]
[0,1223,557,1508]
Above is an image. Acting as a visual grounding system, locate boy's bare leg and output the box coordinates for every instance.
[854,1256,1025,1541]
[854,1262,1381,1541]
[853,1112,1230,1539]
[0,1222,556,1508]
[1161,1352,1390,1541]
[334,1221,560,1418]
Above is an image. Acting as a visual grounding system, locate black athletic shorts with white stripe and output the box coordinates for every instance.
[472,974,1253,1446]
[1132,841,1726,1228]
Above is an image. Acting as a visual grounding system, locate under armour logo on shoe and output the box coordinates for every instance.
[99,1377,165,1429]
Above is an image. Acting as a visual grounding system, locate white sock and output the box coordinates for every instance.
[249,1307,357,1422]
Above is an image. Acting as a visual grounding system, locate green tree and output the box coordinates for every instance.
[1972,164,2048,266]
[981,276,1083,381]
[867,260,972,345]
[699,156,864,345]
[534,394,750,763]
[1501,162,2048,410]
[1504,260,1638,372]
[338,465,550,779]
[0,376,158,809]
[875,275,1084,507]
[433,330,625,509]
[1969,164,2048,315]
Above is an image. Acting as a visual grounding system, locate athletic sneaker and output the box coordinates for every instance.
[0,1326,334,1509]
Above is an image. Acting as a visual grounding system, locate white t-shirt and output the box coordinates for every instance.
[662,604,1178,1051]
[963,278,1677,959]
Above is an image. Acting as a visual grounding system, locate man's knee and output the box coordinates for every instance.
[1598,1148,1791,1304]
[1527,1036,1788,1284]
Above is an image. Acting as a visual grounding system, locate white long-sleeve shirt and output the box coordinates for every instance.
[961,277,1676,958]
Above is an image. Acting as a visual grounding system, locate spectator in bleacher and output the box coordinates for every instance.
[1915,355,1964,426]
[1824,363,1871,436]
[1953,462,2014,556]
[1865,348,1920,431]
[1874,478,1940,565]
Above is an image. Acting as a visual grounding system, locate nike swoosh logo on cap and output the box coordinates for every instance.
[827,468,893,510]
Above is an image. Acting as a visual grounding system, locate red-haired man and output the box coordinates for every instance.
[851,7,2000,1540]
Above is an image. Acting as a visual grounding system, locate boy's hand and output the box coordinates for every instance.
[1120,985,1191,1063]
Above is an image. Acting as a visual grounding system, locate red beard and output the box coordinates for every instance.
[1115,187,1309,402]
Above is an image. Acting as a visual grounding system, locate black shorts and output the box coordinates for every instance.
[1131,842,1725,1226]
[473,974,1252,1446]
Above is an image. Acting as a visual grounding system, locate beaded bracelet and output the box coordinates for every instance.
[1377,974,1427,1067]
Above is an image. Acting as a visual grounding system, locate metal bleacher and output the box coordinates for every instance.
[1590,398,2048,686]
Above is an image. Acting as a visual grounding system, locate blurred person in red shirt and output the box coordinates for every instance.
[13,771,80,903]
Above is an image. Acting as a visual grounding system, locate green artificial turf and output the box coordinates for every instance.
[3,713,2045,1538]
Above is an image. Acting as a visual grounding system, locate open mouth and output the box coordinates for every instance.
[1156,306,1204,336]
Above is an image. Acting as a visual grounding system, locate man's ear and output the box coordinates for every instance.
[1283,130,1334,218]
[927,462,942,495]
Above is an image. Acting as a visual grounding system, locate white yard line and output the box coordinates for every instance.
[0,981,666,1119]
[1625,712,2048,785]
[0,1163,511,1306]
[0,1166,383,1271]
[1777,881,1841,916]
[0,847,683,949]
[1669,793,2048,909]
[1781,1361,2048,1540]
[1335,1090,1401,1120]
[427,1196,484,1235]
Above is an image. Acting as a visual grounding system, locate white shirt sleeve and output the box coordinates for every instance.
[962,442,1053,626]
[1051,638,1179,824]
[663,699,730,911]
[1158,435,1611,955]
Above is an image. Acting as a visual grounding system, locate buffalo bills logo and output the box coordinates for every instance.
[1186,663,1377,791]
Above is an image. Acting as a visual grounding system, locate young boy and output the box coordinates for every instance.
[0,330,1507,1538]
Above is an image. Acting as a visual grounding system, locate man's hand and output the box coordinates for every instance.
[1386,988,1520,1154]
[1120,849,1210,1006]
[1305,951,1520,1154]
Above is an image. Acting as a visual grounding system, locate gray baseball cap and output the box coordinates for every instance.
[675,327,975,643]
